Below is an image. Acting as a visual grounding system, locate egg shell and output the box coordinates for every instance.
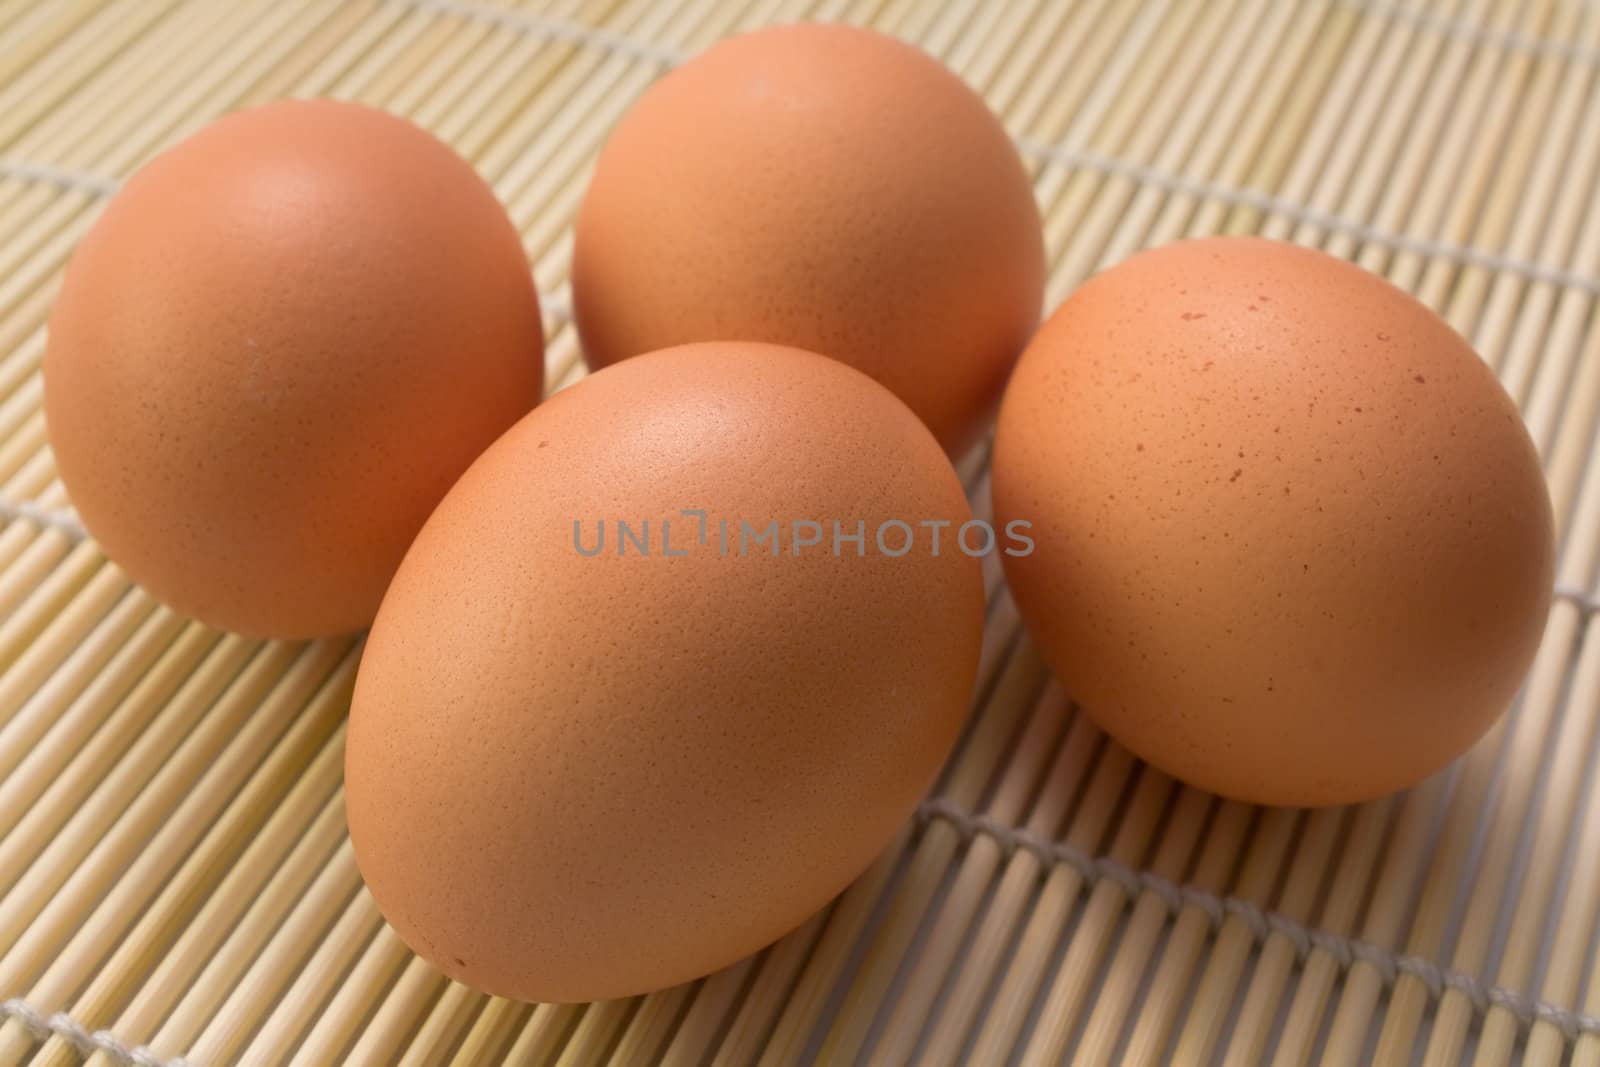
[572,22,1044,456]
[346,342,986,1002]
[43,99,543,639]
[992,237,1554,807]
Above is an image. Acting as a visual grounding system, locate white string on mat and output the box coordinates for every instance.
[1555,583,1600,615]
[542,291,572,325]
[0,1,1595,299]
[1011,137,1600,299]
[2,149,1596,303]
[0,495,86,539]
[5,0,1600,303]
[915,797,1600,1044]
[1337,0,1600,66]
[6,800,1596,1066]
[1,998,192,1067]
[385,0,1600,72]
[393,0,687,65]
[0,158,120,197]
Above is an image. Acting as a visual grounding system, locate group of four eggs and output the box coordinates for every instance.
[41,24,1552,1002]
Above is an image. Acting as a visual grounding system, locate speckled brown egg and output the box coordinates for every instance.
[572,22,1044,456]
[346,342,985,1003]
[43,99,543,639]
[993,237,1554,807]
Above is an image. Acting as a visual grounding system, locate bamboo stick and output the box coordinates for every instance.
[83,789,349,1067]
[1133,815,1269,1067]
[24,717,350,1067]
[1064,788,1223,1067]
[229,888,390,1066]
[0,640,348,994]
[0,579,147,735]
[443,996,532,1067]
[0,624,236,901]
[864,688,1075,1062]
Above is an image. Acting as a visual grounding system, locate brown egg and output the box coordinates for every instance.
[43,99,543,639]
[572,22,1044,456]
[993,237,1554,807]
[347,343,984,1002]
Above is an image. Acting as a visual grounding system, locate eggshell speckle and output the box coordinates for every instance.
[347,343,985,1002]
[572,22,1044,455]
[993,237,1554,807]
[43,99,543,638]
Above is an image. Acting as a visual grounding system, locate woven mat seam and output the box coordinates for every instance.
[6,792,1599,1065]
[383,0,1600,70]
[0,997,191,1067]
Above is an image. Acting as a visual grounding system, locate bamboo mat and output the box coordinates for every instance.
[0,0,1597,1064]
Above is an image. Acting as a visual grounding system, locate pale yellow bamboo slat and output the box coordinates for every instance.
[1036,0,1195,309]
[1171,807,1300,1066]
[442,996,533,1067]
[0,355,40,446]
[1423,4,1591,375]
[656,956,757,1067]
[599,981,696,1067]
[0,1,183,152]
[546,998,638,1067]
[0,415,44,492]
[394,980,490,1067]
[0,535,99,656]
[0,556,126,702]
[960,745,1129,1063]
[0,487,55,582]
[885,700,1090,1064]
[0,640,351,1064]
[81,790,350,1067]
[1315,772,1454,1067]
[229,887,387,1066]
[0,579,149,737]
[0,0,96,89]
[1261,0,1434,245]
[1142,821,1275,1067]
[1,3,1600,1066]
[1045,0,1250,298]
[1011,764,1176,1067]
[0,596,182,822]
[0,641,350,998]
[167,849,365,1065]
[877,688,1085,1063]
[1467,556,1600,1067]
[1511,638,1600,1067]
[499,1001,585,1066]
[336,952,451,1067]
[1573,733,1600,1067]
[1381,0,1552,301]
[1062,788,1215,1067]
[22,715,352,1067]
[1099,0,1305,265]
[866,689,1075,1062]
[0,624,236,901]
[1269,802,1396,1067]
